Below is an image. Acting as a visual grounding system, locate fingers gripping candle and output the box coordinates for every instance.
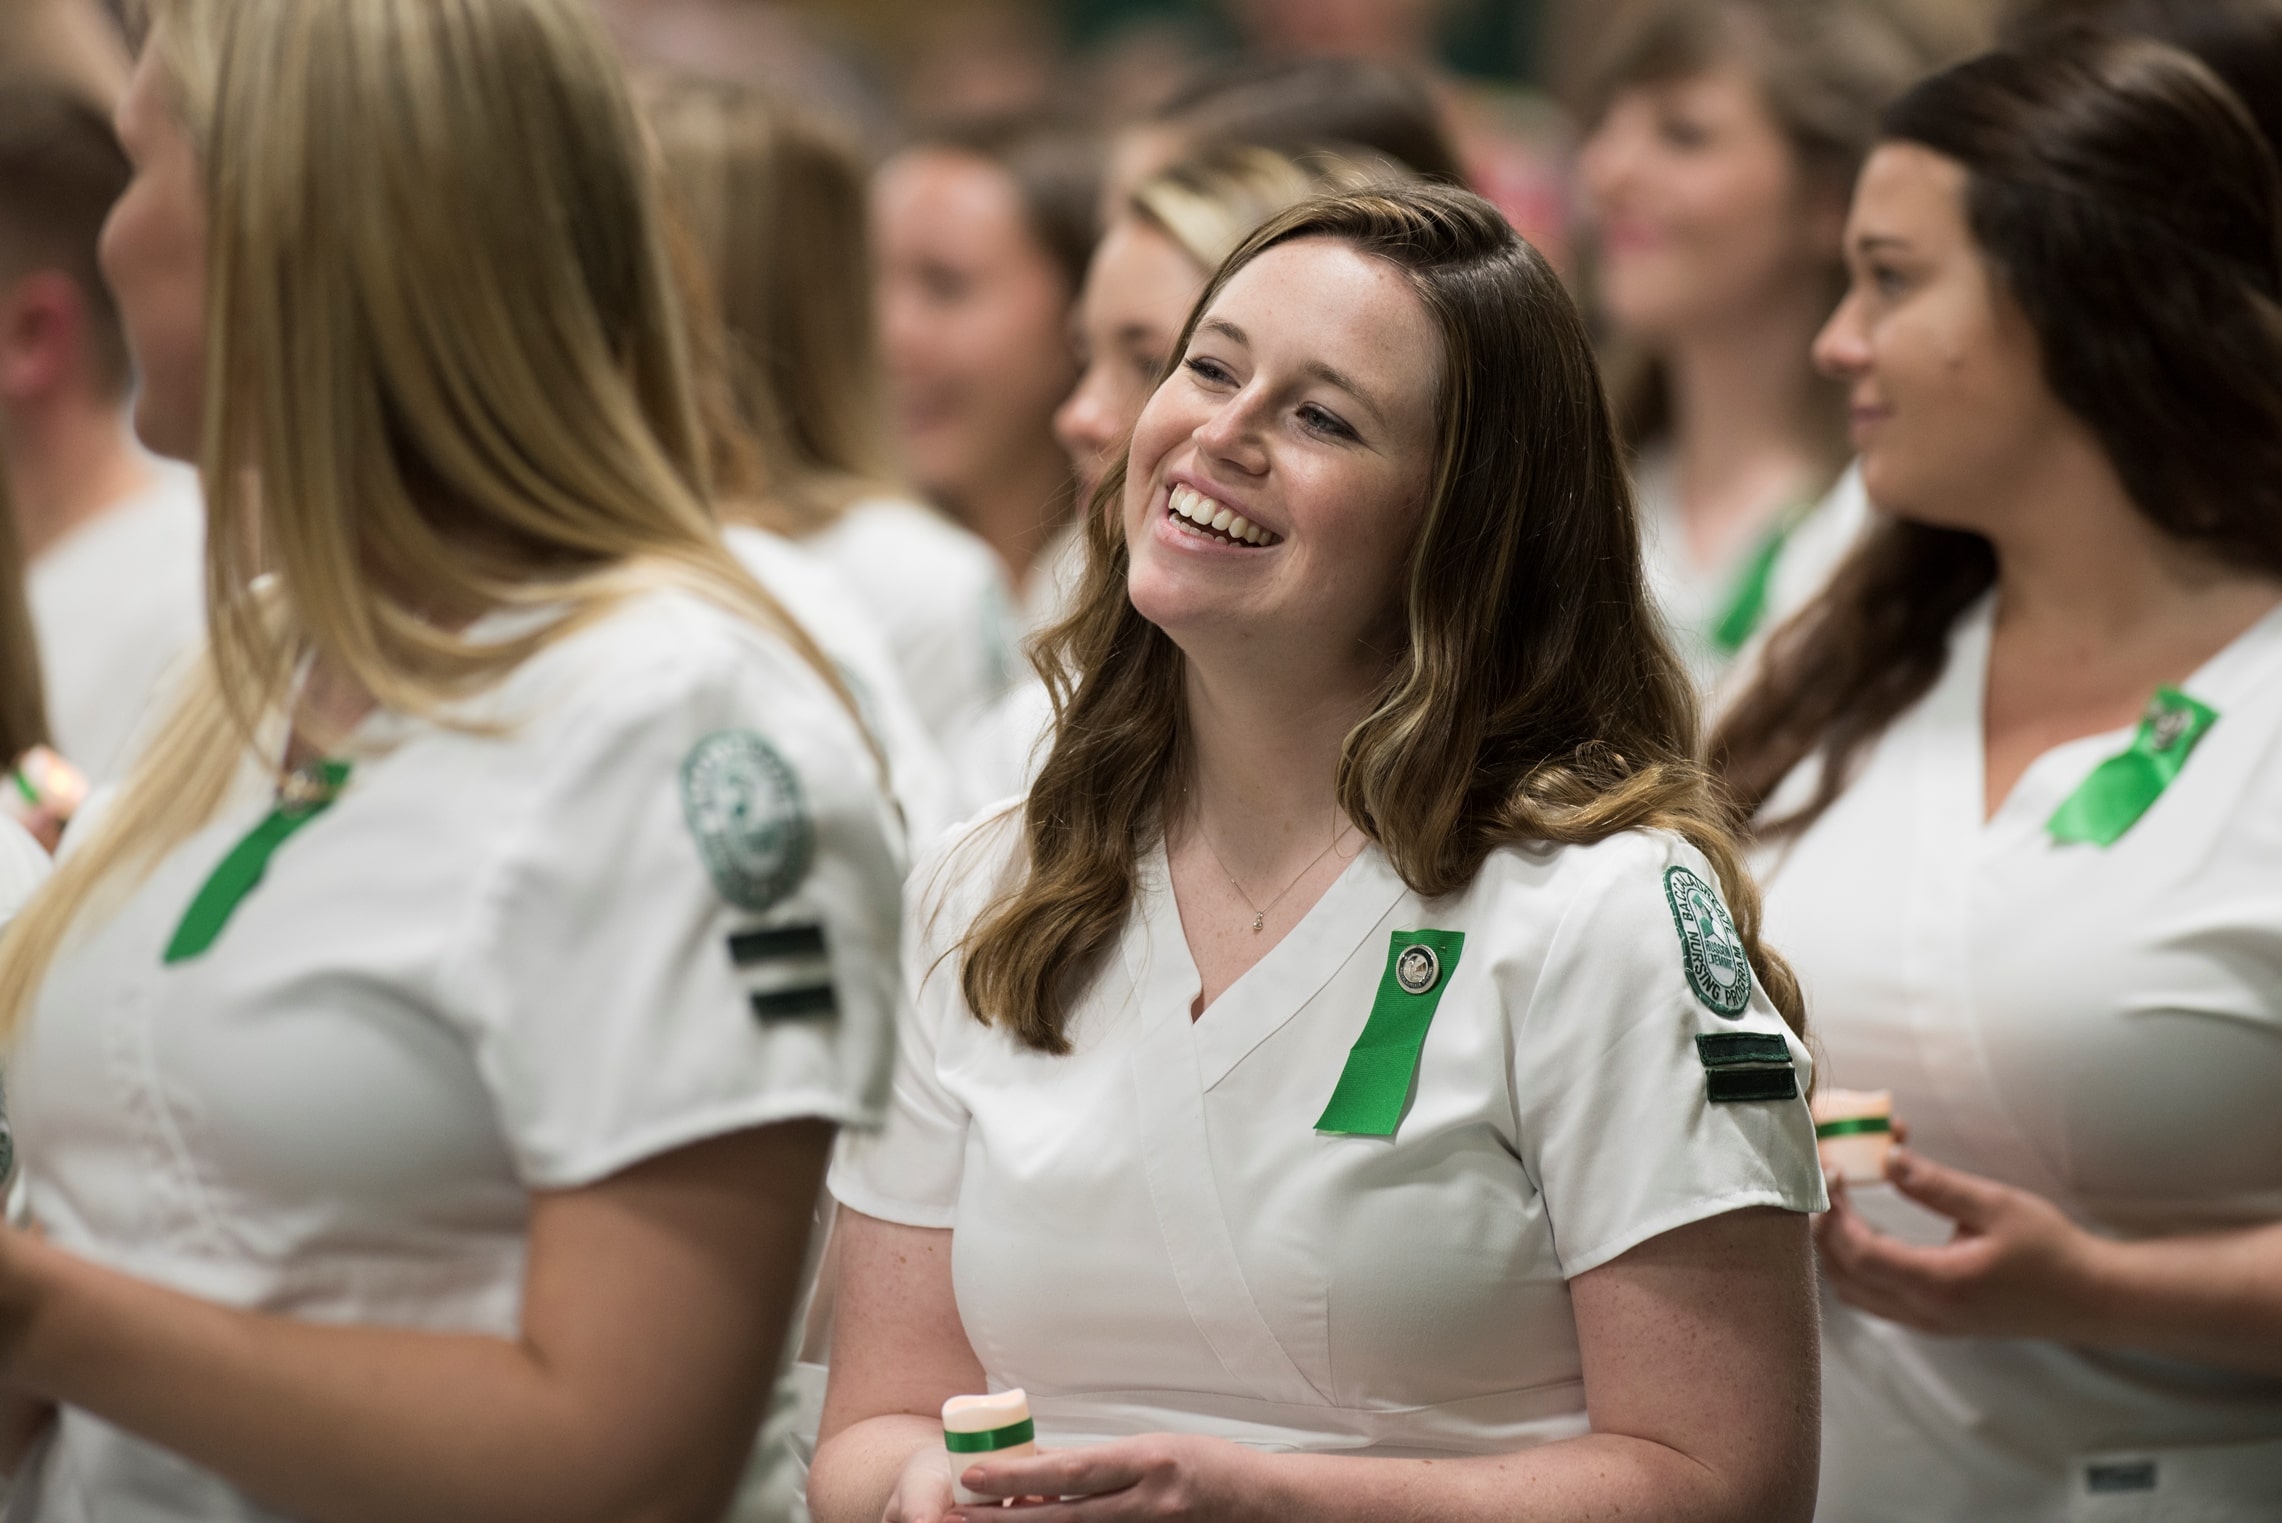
[943,1390,1037,1506]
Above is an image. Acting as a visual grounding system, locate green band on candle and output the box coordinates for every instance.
[945,1418,1035,1453]
[1815,1116,1893,1140]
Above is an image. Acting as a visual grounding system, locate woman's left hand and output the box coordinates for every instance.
[1815,1147,2107,1341]
[948,1433,1267,1522]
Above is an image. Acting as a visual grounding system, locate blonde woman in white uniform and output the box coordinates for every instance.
[1715,34,2282,1522]
[0,1,902,1516]
[646,79,1015,751]
[812,185,1826,1523]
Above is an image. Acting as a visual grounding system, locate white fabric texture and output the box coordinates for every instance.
[832,818,1822,1458]
[26,462,205,781]
[1757,596,2282,1522]
[8,590,904,1521]
[803,497,1014,746]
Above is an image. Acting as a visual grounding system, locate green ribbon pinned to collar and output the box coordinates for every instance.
[2045,687,2216,849]
[164,759,352,965]
[1315,929,1465,1138]
[1709,502,1813,656]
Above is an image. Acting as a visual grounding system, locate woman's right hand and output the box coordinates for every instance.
[883,1442,959,1523]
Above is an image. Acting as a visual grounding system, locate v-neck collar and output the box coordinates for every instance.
[1953,594,2282,841]
[1125,836,1410,1092]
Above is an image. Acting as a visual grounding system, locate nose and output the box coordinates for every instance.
[1054,363,1120,474]
[1813,286,1870,381]
[1191,385,1270,478]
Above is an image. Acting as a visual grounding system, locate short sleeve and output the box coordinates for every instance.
[827,821,1011,1228]
[447,621,904,1191]
[1515,834,1826,1278]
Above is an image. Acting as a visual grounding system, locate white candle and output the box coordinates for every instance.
[943,1389,1037,1506]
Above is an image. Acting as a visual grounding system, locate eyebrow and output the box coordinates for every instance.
[1196,317,1391,425]
[1851,233,1914,254]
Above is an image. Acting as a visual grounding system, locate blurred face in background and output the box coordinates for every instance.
[1812,142,2065,535]
[1053,213,1206,506]
[1579,68,1843,344]
[99,36,207,462]
[872,146,1077,510]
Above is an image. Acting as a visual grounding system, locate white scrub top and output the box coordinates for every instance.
[803,497,1015,746]
[27,462,205,782]
[1757,596,2282,1522]
[1635,449,1841,696]
[8,588,903,1522]
[727,524,960,848]
[832,818,1823,1456]
[943,675,1053,820]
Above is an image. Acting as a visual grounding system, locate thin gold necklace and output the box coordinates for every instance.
[1187,791,1357,934]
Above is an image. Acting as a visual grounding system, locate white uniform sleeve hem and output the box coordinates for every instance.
[825,1170,959,1231]
[1558,1183,1825,1281]
[525,1090,886,1193]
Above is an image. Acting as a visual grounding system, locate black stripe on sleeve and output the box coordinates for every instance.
[750,984,839,1023]
[729,923,828,967]
[1706,1067,1800,1104]
[1695,1032,1793,1070]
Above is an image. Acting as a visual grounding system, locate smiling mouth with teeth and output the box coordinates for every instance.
[1167,483,1281,546]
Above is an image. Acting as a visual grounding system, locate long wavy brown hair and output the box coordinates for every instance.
[1714,32,2282,836]
[958,183,1803,1055]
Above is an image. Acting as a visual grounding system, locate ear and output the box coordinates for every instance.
[0,270,91,406]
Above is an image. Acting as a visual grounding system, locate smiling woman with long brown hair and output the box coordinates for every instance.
[811,183,1824,1523]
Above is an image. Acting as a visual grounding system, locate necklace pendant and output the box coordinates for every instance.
[1251,913,1265,934]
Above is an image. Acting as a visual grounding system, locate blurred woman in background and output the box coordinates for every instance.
[0,0,903,1514]
[1716,33,2282,1518]
[872,112,1099,649]
[647,77,1008,754]
[1578,0,1967,686]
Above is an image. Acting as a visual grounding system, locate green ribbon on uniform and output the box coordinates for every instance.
[163,760,352,965]
[2044,688,2216,849]
[1314,929,1465,1138]
[1815,1115,1893,1140]
[1709,505,1809,656]
[945,1418,1036,1453]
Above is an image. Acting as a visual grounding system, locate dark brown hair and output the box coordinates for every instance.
[0,71,132,395]
[915,111,1103,295]
[958,183,1800,1054]
[2004,0,2282,152]
[1149,55,1465,185]
[1714,31,2282,834]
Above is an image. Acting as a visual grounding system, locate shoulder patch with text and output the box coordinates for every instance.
[680,730,813,913]
[1662,865,1752,1017]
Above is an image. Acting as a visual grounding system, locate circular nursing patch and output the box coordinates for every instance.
[1395,941,1441,996]
[679,730,813,913]
[1662,865,1752,1017]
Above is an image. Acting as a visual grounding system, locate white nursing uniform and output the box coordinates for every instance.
[27,461,205,781]
[1757,597,2282,1522]
[804,497,1015,745]
[7,589,903,1522]
[727,524,960,848]
[832,818,1824,1455]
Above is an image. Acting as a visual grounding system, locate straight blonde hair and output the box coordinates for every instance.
[0,0,843,1037]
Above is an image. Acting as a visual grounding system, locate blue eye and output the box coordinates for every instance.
[1184,356,1234,386]
[1300,404,1356,441]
